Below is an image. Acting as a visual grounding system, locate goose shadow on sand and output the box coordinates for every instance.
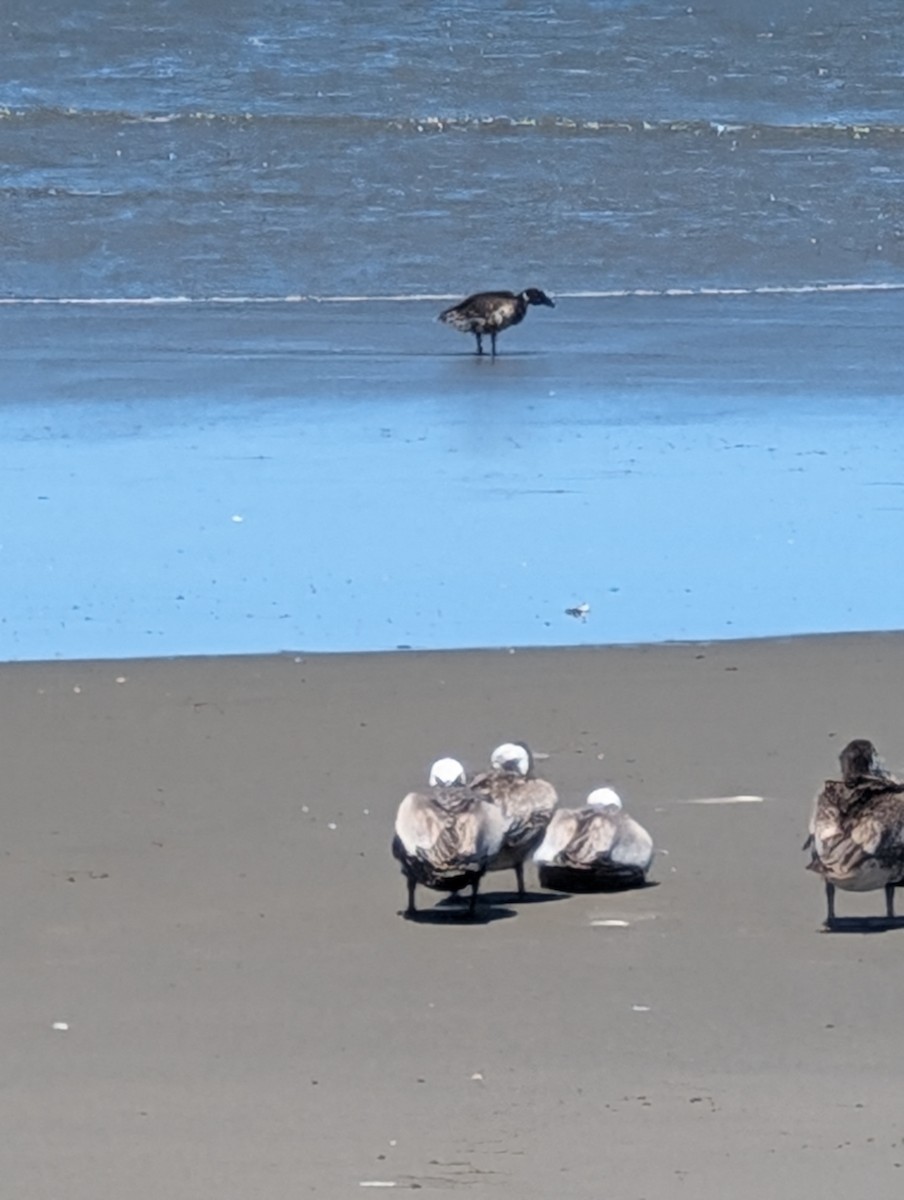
[536,869,661,895]
[820,915,904,935]
[476,888,572,907]
[399,900,518,925]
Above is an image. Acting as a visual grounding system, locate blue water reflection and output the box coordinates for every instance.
[1,295,902,660]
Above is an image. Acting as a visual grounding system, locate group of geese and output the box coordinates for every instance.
[392,737,904,927]
[391,741,654,918]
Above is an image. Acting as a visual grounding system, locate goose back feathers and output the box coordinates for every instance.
[806,738,904,923]
[469,741,558,894]
[393,759,508,916]
[534,789,654,891]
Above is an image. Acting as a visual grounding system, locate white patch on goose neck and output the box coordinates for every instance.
[871,750,888,776]
[429,757,466,786]
[490,742,530,775]
[587,787,622,810]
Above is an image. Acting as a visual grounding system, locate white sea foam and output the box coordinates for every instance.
[0,282,902,307]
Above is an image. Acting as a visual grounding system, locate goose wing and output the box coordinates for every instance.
[859,792,904,867]
[810,780,904,854]
[608,813,655,871]
[439,291,521,332]
[533,809,581,865]
[445,291,516,317]
[560,809,618,866]
[472,772,557,848]
[396,789,506,874]
[808,781,846,854]
[394,791,444,855]
[539,808,653,871]
[808,781,904,880]
[432,794,507,871]
[499,778,558,852]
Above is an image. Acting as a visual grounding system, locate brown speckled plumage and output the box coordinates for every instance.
[470,742,557,895]
[805,738,904,925]
[534,792,654,892]
[393,774,507,917]
[438,288,555,356]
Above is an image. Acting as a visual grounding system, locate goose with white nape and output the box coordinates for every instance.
[804,738,904,927]
[392,757,508,918]
[533,787,654,892]
[438,288,555,357]
[469,741,558,896]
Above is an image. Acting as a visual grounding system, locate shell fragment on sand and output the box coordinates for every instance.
[681,795,765,805]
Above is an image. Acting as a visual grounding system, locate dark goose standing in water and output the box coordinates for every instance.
[438,288,555,357]
[804,738,904,926]
[533,787,654,892]
[469,741,558,896]
[392,757,508,918]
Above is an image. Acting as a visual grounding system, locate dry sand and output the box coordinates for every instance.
[3,633,904,1198]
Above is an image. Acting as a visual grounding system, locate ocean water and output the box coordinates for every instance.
[1,2,903,659]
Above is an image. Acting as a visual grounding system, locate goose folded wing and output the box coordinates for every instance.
[560,811,618,866]
[867,797,904,867]
[429,802,507,870]
[395,792,443,854]
[609,816,654,869]
[533,809,582,865]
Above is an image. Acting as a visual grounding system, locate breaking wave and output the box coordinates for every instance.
[2,282,903,306]
[2,105,903,141]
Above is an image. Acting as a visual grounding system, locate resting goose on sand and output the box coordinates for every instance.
[438,288,555,357]
[392,757,508,918]
[469,741,558,896]
[533,787,654,891]
[804,738,904,926]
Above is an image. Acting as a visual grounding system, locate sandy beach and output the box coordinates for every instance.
[4,632,904,1198]
[6,5,904,1196]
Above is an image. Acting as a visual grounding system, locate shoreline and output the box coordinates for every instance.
[2,623,902,668]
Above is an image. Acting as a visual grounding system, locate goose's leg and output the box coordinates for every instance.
[468,878,480,918]
[474,332,483,356]
[885,882,896,919]
[490,331,497,358]
[405,876,417,917]
[514,861,526,898]
[824,880,836,926]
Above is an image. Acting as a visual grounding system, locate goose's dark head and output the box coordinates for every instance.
[522,288,555,308]
[839,738,883,785]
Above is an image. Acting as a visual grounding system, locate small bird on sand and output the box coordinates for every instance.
[392,757,508,918]
[438,288,555,357]
[469,741,558,896]
[533,787,654,892]
[804,738,904,927]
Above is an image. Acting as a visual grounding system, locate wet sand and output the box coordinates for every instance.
[3,632,904,1198]
[4,291,904,661]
